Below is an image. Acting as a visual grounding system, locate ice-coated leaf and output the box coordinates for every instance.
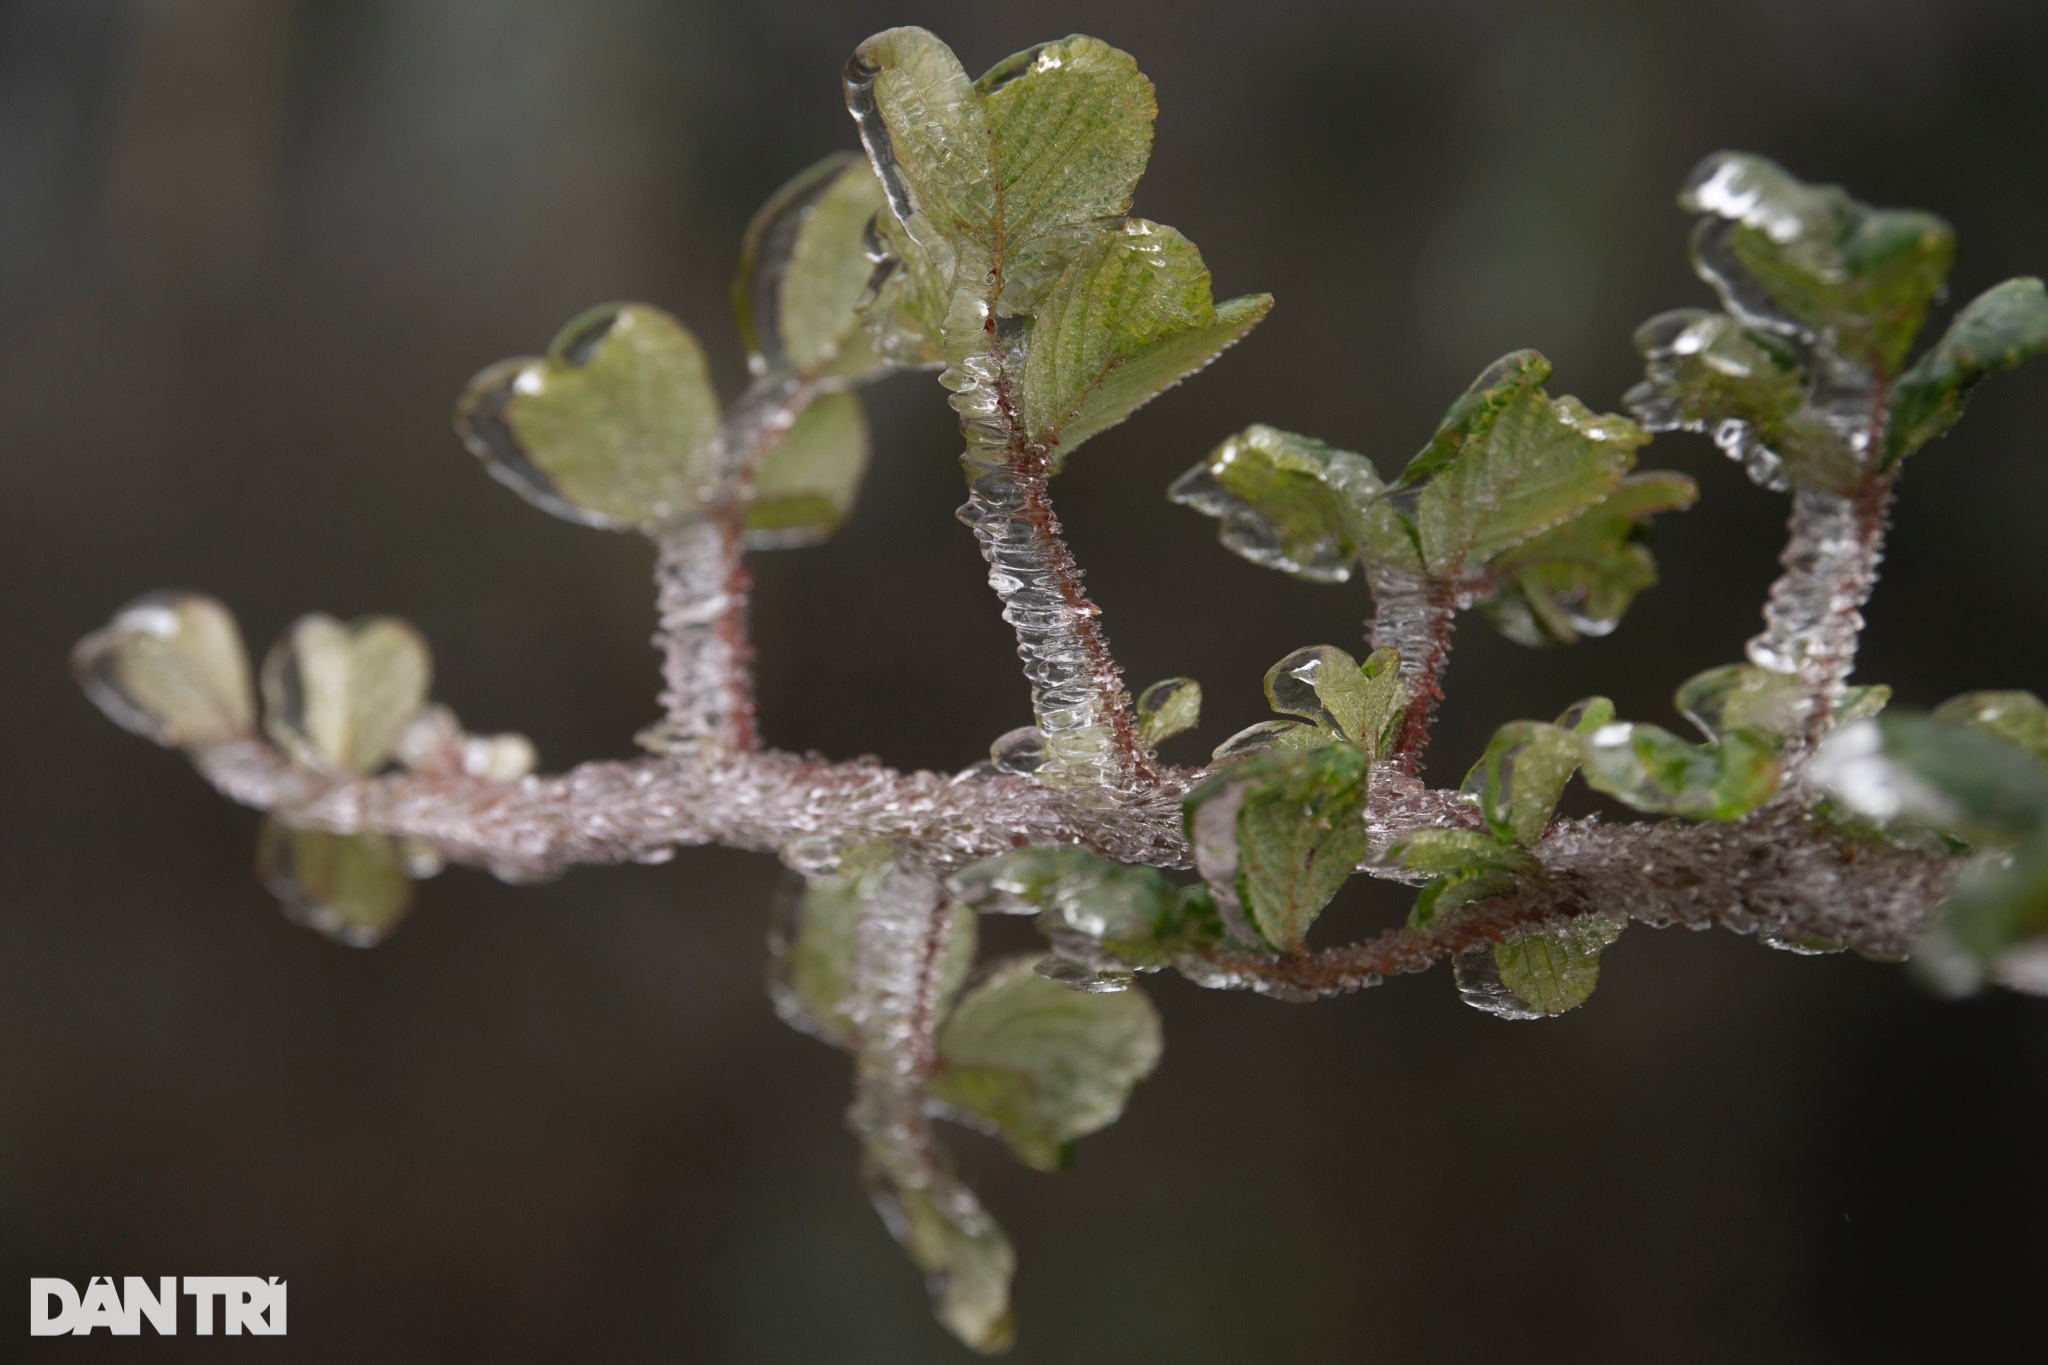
[1675,663,1805,746]
[866,1166,1016,1353]
[1392,351,1648,579]
[1455,913,1625,1019]
[1208,718,1322,764]
[1459,720,1582,848]
[1933,691,2048,765]
[929,954,1163,1171]
[72,591,255,750]
[1187,743,1371,951]
[860,206,950,367]
[1556,696,1616,737]
[743,390,870,548]
[1023,219,1268,461]
[1682,151,1954,376]
[733,152,891,383]
[951,847,1220,980]
[769,846,976,1049]
[454,303,722,530]
[1813,714,2048,845]
[1916,830,2048,996]
[1481,470,1697,646]
[1886,277,2048,461]
[1168,424,1385,583]
[1134,676,1201,748]
[261,613,431,775]
[1580,721,1780,821]
[846,29,1155,315]
[257,819,414,948]
[1262,644,1406,760]
[1386,829,1536,926]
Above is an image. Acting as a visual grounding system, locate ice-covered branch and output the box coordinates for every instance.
[1367,566,1459,772]
[1747,480,1894,758]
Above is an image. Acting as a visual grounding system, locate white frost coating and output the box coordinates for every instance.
[649,519,750,754]
[1747,486,1889,747]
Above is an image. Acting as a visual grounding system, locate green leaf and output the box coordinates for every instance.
[1396,351,1649,578]
[768,847,976,1049]
[1682,151,1954,376]
[1675,663,1806,746]
[1384,829,1535,927]
[1134,676,1201,748]
[860,206,950,368]
[256,819,415,948]
[1886,277,2048,461]
[1812,714,2048,845]
[1168,424,1385,583]
[865,1166,1016,1353]
[1459,720,1582,848]
[1556,696,1616,737]
[1208,718,1324,764]
[743,391,870,547]
[929,955,1163,1172]
[1918,829,2048,996]
[1933,691,2048,765]
[261,613,431,775]
[1454,914,1625,1019]
[72,591,255,750]
[1481,470,1698,646]
[947,846,1208,975]
[1022,220,1268,461]
[733,152,893,383]
[455,303,723,530]
[846,29,1156,315]
[1262,645,1406,760]
[1580,721,1780,821]
[1187,744,1371,950]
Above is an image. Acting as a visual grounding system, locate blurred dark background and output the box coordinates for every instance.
[5,0,2048,1359]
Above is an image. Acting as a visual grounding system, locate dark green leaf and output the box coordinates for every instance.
[1459,720,1582,848]
[1886,277,2048,461]
[1185,743,1370,951]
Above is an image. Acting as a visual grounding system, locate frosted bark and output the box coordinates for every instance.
[1747,482,1892,755]
[1367,564,1458,771]
[650,519,755,755]
[947,344,1143,795]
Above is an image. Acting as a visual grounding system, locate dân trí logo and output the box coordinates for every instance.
[29,1277,286,1336]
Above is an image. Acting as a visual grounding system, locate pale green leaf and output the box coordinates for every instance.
[1134,676,1201,748]
[72,591,255,749]
[744,390,870,548]
[261,613,431,775]
[1886,277,2048,461]
[1384,829,1535,927]
[929,955,1163,1171]
[866,1166,1015,1353]
[455,303,723,529]
[1261,644,1406,760]
[1168,424,1386,583]
[733,152,892,383]
[257,819,415,948]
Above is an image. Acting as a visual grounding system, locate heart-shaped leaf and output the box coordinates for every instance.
[455,302,722,529]
[1134,676,1201,748]
[743,390,870,548]
[256,819,415,948]
[72,591,255,750]
[1263,644,1406,760]
[733,152,892,384]
[261,613,431,775]
[1481,470,1698,646]
[929,955,1163,1171]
